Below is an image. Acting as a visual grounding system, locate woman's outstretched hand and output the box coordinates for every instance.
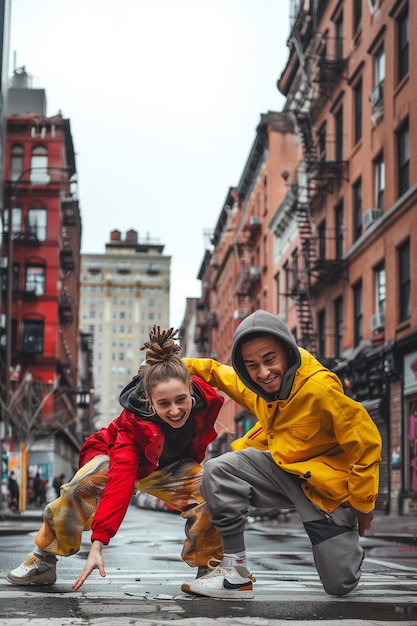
[72,540,106,590]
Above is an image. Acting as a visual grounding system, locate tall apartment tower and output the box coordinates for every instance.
[80,229,170,428]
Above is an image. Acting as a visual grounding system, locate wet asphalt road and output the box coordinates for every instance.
[0,504,416,625]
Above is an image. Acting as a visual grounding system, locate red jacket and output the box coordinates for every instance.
[79,376,224,545]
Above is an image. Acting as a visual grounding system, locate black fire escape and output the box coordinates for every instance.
[285,12,348,355]
[234,217,262,318]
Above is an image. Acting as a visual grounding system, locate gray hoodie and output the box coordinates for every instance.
[231,309,301,402]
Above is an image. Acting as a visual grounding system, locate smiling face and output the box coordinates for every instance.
[148,378,194,428]
[241,335,289,396]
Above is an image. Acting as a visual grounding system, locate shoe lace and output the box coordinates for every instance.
[24,554,41,567]
[205,558,256,582]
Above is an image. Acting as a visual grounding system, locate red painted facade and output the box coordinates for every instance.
[1,111,83,478]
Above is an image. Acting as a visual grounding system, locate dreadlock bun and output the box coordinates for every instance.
[140,326,190,400]
[140,325,182,365]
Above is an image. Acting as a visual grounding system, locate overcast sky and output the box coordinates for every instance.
[8,0,291,329]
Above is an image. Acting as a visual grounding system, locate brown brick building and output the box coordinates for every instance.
[192,0,416,515]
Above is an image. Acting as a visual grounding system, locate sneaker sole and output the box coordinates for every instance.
[5,571,56,586]
[181,582,254,599]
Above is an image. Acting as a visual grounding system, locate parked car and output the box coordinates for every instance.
[248,505,293,522]
[132,491,177,513]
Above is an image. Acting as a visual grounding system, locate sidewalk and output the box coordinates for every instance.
[0,506,44,535]
[0,506,416,544]
[247,510,417,546]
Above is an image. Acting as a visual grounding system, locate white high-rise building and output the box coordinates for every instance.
[80,229,170,428]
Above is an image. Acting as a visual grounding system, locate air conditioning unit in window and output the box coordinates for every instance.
[371,312,385,331]
[369,82,384,108]
[363,208,382,229]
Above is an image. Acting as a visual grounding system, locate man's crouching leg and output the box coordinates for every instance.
[305,506,364,596]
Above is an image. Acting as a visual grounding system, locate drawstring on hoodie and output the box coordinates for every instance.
[215,419,236,437]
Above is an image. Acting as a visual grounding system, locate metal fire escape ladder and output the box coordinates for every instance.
[289,11,319,356]
[234,229,253,318]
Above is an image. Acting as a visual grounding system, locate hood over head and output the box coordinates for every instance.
[231,309,301,401]
[119,372,205,423]
[119,374,154,419]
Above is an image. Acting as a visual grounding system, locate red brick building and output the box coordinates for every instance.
[0,69,89,503]
[195,111,300,454]
[192,1,417,515]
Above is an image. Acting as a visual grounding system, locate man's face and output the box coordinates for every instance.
[241,335,289,395]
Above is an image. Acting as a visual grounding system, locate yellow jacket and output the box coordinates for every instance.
[184,348,382,514]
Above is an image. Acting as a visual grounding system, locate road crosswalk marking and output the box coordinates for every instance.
[1,566,416,596]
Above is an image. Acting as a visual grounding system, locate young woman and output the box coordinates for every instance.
[6,326,224,589]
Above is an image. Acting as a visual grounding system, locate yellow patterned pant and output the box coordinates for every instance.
[35,455,223,568]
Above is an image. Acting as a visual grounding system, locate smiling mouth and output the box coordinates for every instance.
[168,413,186,422]
[259,375,279,386]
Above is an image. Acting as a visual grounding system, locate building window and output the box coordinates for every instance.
[334,296,343,358]
[284,261,290,314]
[263,175,268,213]
[374,45,385,86]
[30,146,49,183]
[353,281,363,346]
[27,208,47,241]
[397,6,409,83]
[2,263,19,293]
[10,144,23,181]
[370,45,385,113]
[397,121,410,197]
[25,265,45,295]
[334,200,344,259]
[318,221,326,260]
[353,178,362,241]
[3,206,22,235]
[334,107,343,161]
[374,153,385,209]
[274,272,280,313]
[317,309,325,358]
[22,319,44,354]
[318,122,326,160]
[291,248,299,290]
[398,239,410,322]
[353,0,362,33]
[334,12,344,60]
[354,79,362,144]
[374,264,386,322]
[11,319,17,352]
[12,263,19,291]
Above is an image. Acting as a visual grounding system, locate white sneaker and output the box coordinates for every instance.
[182,560,255,599]
[6,553,57,586]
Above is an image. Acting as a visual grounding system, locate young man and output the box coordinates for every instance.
[181,309,382,599]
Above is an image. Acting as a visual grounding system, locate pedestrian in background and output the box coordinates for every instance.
[181,309,382,599]
[6,326,224,590]
[41,478,48,505]
[7,471,19,511]
[33,472,43,507]
[52,474,65,498]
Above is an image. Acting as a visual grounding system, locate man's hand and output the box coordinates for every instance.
[72,540,106,590]
[347,504,374,537]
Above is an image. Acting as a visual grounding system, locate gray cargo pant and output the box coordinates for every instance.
[201,448,364,596]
